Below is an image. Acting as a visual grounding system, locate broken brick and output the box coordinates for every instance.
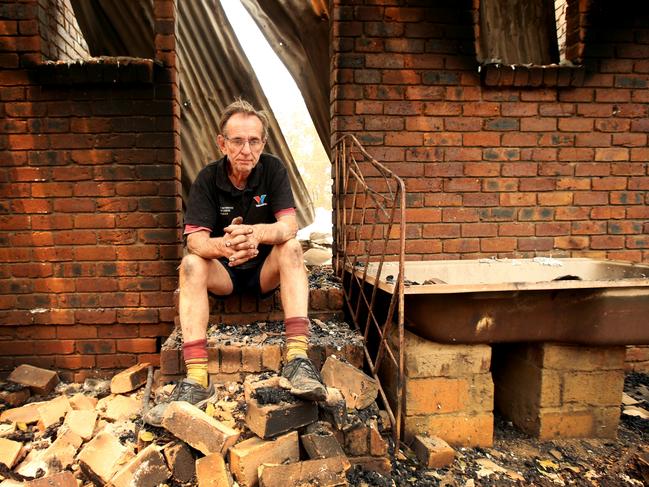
[0,386,30,407]
[258,457,351,487]
[378,410,392,431]
[25,471,77,487]
[110,443,171,487]
[343,424,370,456]
[162,401,240,456]
[318,386,347,429]
[244,376,318,439]
[369,419,388,457]
[16,429,82,478]
[0,423,15,437]
[301,430,346,460]
[110,362,150,394]
[101,394,141,421]
[63,409,97,440]
[320,356,378,410]
[241,346,263,373]
[229,431,299,487]
[261,344,282,371]
[77,431,135,484]
[412,434,455,468]
[220,345,242,374]
[196,452,233,487]
[349,456,392,476]
[0,401,42,424]
[163,441,195,484]
[8,364,59,396]
[0,437,24,469]
[69,392,98,410]
[37,395,71,430]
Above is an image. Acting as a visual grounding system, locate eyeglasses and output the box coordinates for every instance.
[224,136,265,151]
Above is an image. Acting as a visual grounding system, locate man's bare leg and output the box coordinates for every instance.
[143,254,232,426]
[259,238,308,316]
[179,253,234,341]
[260,239,326,401]
[178,253,234,387]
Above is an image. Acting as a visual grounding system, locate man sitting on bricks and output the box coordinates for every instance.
[144,99,326,426]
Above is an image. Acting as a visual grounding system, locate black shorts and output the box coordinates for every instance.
[216,258,277,299]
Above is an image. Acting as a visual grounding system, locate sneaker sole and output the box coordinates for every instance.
[290,386,327,402]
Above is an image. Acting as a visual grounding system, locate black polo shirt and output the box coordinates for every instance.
[184,153,296,269]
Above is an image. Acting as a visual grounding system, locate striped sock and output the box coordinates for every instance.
[285,316,310,362]
[183,338,208,388]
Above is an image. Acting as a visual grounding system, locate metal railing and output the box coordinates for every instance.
[332,134,406,447]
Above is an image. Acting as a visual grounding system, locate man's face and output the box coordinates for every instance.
[217,113,266,177]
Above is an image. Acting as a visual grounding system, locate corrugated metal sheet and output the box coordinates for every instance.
[240,0,329,154]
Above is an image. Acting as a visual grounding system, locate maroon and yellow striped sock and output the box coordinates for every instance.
[285,316,310,362]
[183,338,208,388]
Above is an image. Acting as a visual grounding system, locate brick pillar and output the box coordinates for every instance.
[492,343,625,439]
[0,0,182,381]
[382,329,493,447]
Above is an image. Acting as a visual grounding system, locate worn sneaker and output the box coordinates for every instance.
[281,357,327,402]
[142,378,216,427]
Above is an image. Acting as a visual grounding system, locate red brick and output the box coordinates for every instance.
[591,235,625,249]
[462,132,500,147]
[259,457,351,487]
[595,148,629,161]
[461,223,497,237]
[520,117,556,131]
[462,193,499,207]
[229,431,299,487]
[76,339,116,354]
[556,177,590,190]
[405,208,442,222]
[412,435,455,468]
[538,192,573,206]
[8,364,59,395]
[555,206,591,220]
[591,207,625,219]
[26,471,78,487]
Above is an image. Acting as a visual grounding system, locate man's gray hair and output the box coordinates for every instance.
[219,98,269,140]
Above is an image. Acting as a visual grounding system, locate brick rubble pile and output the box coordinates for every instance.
[0,356,448,486]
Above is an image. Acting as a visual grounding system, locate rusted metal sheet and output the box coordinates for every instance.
[355,259,649,345]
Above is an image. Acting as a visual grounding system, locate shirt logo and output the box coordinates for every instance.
[253,194,268,207]
[220,206,234,215]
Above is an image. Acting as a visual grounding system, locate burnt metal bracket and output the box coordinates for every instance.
[332,134,406,448]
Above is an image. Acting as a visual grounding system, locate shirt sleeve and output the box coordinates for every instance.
[184,224,212,235]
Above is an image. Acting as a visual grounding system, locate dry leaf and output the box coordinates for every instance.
[139,430,154,442]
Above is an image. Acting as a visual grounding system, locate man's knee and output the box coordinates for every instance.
[179,253,210,283]
[276,238,304,267]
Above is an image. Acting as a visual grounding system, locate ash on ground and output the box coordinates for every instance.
[385,372,649,487]
[308,265,342,289]
[162,317,363,351]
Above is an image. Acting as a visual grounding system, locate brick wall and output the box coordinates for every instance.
[0,0,181,381]
[331,0,648,370]
[37,0,89,61]
[331,0,648,263]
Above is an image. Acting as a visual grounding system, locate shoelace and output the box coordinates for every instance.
[284,357,322,382]
[169,379,201,401]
